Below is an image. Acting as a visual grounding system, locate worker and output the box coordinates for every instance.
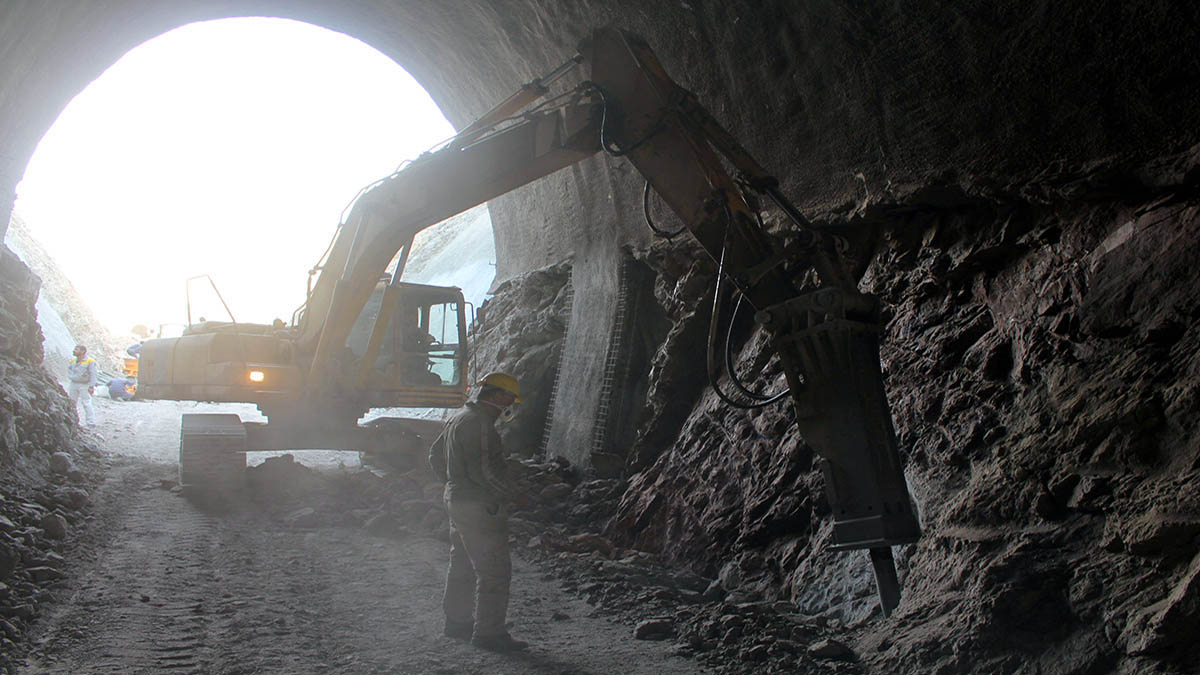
[401,325,441,385]
[393,304,440,385]
[432,372,528,652]
[66,344,98,427]
[107,376,136,401]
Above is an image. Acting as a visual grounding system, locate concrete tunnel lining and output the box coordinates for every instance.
[5,1,1200,276]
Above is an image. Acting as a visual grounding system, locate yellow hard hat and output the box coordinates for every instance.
[478,372,520,402]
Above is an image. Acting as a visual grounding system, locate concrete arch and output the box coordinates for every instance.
[5,1,1200,284]
[0,1,628,284]
[5,0,1199,471]
[0,2,504,235]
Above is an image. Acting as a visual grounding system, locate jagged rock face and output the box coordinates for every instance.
[468,261,572,456]
[611,148,1200,671]
[0,245,79,475]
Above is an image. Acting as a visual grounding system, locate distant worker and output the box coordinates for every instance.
[107,376,136,401]
[431,372,528,652]
[66,344,98,427]
[122,341,143,378]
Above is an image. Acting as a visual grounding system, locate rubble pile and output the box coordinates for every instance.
[505,455,869,674]
[239,455,450,539]
[0,453,98,670]
[0,243,97,672]
[248,449,621,547]
[241,449,843,672]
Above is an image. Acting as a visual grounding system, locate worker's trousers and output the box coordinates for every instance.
[67,383,95,426]
[443,499,511,638]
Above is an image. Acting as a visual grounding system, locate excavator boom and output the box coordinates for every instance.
[141,27,920,617]
[299,102,599,370]
[297,27,920,614]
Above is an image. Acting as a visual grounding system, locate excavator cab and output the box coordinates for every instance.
[345,280,469,408]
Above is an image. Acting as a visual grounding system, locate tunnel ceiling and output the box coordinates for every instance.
[2,1,1198,284]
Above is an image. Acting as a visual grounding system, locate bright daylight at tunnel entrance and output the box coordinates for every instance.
[2,3,1200,674]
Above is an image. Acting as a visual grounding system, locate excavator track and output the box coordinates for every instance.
[179,414,246,498]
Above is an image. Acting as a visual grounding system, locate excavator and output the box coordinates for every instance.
[136,27,921,616]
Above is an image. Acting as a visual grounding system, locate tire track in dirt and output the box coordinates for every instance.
[22,401,709,674]
[25,471,226,673]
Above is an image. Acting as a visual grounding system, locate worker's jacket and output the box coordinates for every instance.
[432,401,517,505]
[108,378,134,398]
[67,357,98,386]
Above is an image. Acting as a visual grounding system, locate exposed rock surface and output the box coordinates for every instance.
[609,147,1200,672]
[468,260,572,456]
[461,142,1200,672]
[0,243,99,671]
[0,245,87,467]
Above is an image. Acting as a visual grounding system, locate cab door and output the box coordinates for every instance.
[347,281,468,407]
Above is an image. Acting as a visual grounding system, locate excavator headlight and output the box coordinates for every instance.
[248,370,266,383]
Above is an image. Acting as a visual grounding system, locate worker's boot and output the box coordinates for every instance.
[471,633,528,652]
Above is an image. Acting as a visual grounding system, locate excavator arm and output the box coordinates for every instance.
[296,100,598,361]
[293,27,919,615]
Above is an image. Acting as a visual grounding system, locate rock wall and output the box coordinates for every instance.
[0,240,88,475]
[468,260,572,457]
[0,241,96,667]
[610,146,1200,671]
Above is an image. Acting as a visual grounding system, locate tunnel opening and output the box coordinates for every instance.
[11,16,496,368]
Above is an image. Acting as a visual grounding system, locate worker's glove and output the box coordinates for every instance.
[87,386,94,394]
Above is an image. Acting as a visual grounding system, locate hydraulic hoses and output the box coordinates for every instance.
[724,292,790,405]
[706,235,790,410]
[643,181,687,239]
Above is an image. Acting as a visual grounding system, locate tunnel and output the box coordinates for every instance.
[2,1,1200,672]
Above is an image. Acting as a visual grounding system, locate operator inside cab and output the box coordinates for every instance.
[398,303,441,386]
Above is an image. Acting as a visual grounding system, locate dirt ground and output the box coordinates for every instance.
[19,396,707,674]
